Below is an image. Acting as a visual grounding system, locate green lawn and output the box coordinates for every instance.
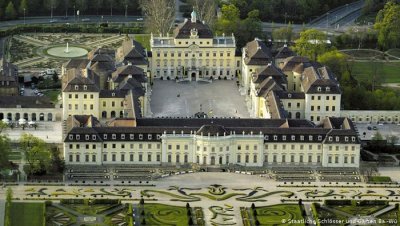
[9,202,45,226]
[351,61,400,83]
[143,203,191,226]
[133,34,151,50]
[368,176,392,183]
[42,89,61,103]
[332,205,386,216]
[251,204,305,226]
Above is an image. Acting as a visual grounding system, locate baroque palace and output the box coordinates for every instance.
[61,10,360,168]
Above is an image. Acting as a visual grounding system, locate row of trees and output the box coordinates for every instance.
[0,122,64,178]
[0,0,141,20]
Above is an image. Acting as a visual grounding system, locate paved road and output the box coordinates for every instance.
[0,15,143,30]
[310,0,364,28]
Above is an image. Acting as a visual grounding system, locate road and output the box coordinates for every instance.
[0,15,144,30]
[262,0,365,33]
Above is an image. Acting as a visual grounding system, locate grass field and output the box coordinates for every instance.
[42,89,61,103]
[144,203,190,226]
[252,204,305,226]
[133,34,151,50]
[351,61,400,83]
[9,202,45,226]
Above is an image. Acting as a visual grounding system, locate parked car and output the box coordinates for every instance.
[367,126,371,130]
[81,18,90,22]
[49,19,58,23]
[373,126,377,130]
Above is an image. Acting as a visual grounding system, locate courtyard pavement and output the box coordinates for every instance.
[356,123,400,144]
[150,80,250,118]
[5,122,62,143]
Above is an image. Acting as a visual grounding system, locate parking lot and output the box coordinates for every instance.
[150,80,250,118]
[356,123,400,144]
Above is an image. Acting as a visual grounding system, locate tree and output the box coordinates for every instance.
[5,188,12,226]
[375,1,400,49]
[48,146,65,173]
[386,135,399,146]
[19,134,51,175]
[5,2,17,20]
[293,29,329,61]
[272,23,294,42]
[215,4,240,36]
[140,0,175,35]
[0,129,11,170]
[18,0,28,15]
[317,50,348,79]
[239,9,263,46]
[189,0,217,26]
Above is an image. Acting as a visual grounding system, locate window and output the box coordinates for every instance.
[288,103,291,108]
[344,156,348,163]
[237,155,241,163]
[148,134,152,140]
[121,144,125,149]
[237,145,241,150]
[139,154,143,162]
[148,154,152,162]
[139,144,143,149]
[318,96,321,100]
[291,155,295,163]
[308,155,312,163]
[332,106,336,111]
[69,94,72,99]
[245,155,249,163]
[112,134,116,139]
[282,155,286,163]
[317,155,321,163]
[335,156,339,163]
[328,155,332,163]
[69,155,73,162]
[112,144,116,149]
[351,156,355,163]
[176,154,180,163]
[273,155,277,163]
[326,106,329,111]
[139,134,143,140]
[92,135,96,140]
[254,145,257,150]
[253,155,257,163]
[245,145,249,150]
[326,96,330,100]
[345,137,349,142]
[112,154,116,161]
[84,94,87,99]
[352,137,356,142]
[333,96,336,100]
[76,154,80,162]
[176,145,180,150]
[130,154,134,161]
[130,134,134,140]
[274,135,278,141]
[282,135,286,141]
[300,135,304,141]
[311,106,314,111]
[90,94,93,99]
[168,155,172,163]
[148,144,152,149]
[184,154,188,163]
[318,135,322,141]
[103,154,107,161]
[311,96,315,100]
[74,85,79,90]
[75,94,78,99]
[291,135,296,141]
[104,134,108,139]
[157,154,161,162]
[299,155,303,163]
[76,135,80,140]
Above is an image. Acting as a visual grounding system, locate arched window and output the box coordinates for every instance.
[111,111,116,118]
[39,113,45,121]
[15,113,20,120]
[296,112,301,119]
[31,113,37,121]
[102,111,107,119]
[288,112,292,119]
[48,113,53,121]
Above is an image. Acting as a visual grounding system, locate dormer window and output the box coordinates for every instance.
[309,135,313,141]
[282,135,286,141]
[317,87,321,92]
[112,92,115,97]
[139,134,143,140]
[273,135,278,141]
[300,135,304,141]
[345,137,349,142]
[157,134,161,140]
[291,135,296,141]
[352,137,356,142]
[76,135,80,140]
[326,87,330,92]
[264,135,269,141]
[112,134,116,139]
[74,85,79,90]
[85,135,89,140]
[328,136,333,141]
[83,85,87,90]
[121,134,125,140]
[104,134,107,139]
[336,136,339,142]
[288,93,292,98]
[318,135,322,141]
[130,134,134,140]
[148,134,152,140]
[69,134,73,140]
[92,135,96,140]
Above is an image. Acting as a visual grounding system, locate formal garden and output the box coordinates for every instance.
[6,33,150,70]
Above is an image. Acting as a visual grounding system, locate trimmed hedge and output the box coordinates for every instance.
[324,200,352,206]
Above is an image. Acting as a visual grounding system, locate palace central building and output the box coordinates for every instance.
[150,11,240,81]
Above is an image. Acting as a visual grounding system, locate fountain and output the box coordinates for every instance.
[65,42,69,53]
[47,42,88,58]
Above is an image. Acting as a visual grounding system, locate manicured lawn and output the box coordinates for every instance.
[143,203,191,226]
[368,176,392,183]
[133,34,151,50]
[9,202,45,226]
[351,61,400,83]
[252,204,305,226]
[66,204,112,215]
[42,89,61,103]
[332,205,386,216]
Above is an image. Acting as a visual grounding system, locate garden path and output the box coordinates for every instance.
[320,206,353,218]
[0,199,5,226]
[304,203,317,226]
[52,203,82,217]
[371,205,397,217]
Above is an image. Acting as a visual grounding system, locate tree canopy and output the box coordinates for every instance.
[375,0,400,49]
[293,29,330,61]
[20,134,51,175]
